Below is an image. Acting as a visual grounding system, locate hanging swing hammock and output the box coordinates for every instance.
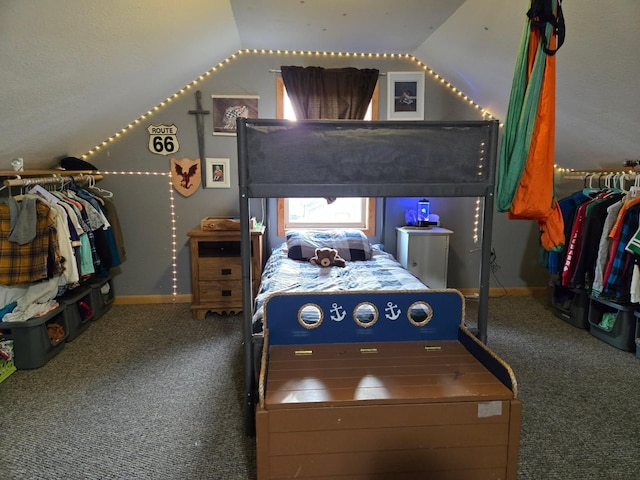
[496,0,565,251]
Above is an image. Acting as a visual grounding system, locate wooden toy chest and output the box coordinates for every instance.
[255,290,521,480]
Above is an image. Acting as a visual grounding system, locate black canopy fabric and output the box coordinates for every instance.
[239,120,497,198]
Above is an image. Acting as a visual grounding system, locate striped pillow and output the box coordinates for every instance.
[286,229,371,262]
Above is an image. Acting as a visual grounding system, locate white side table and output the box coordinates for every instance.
[396,227,453,289]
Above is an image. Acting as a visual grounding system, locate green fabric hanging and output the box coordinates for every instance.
[496,9,551,212]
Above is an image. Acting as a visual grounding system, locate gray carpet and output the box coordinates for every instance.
[0,304,256,480]
[1,297,640,479]
[467,295,640,480]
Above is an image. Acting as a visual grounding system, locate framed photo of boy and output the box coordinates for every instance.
[211,94,259,136]
[205,158,231,188]
[386,72,425,120]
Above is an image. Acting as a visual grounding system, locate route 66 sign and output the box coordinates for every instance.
[147,124,179,156]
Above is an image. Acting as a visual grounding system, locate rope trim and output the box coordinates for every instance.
[460,322,519,399]
[258,328,269,409]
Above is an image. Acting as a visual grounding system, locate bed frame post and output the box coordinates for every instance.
[477,122,499,344]
[237,119,256,435]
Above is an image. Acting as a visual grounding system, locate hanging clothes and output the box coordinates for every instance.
[569,192,624,289]
[601,203,640,302]
[0,200,64,285]
[591,200,624,296]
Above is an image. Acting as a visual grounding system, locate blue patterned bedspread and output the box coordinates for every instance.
[252,243,427,333]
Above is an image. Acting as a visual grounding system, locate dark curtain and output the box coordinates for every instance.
[281,66,379,120]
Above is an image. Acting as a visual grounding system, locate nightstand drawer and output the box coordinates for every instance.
[199,280,243,304]
[199,257,242,280]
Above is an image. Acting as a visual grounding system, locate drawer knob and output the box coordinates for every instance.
[221,268,232,275]
[222,290,232,297]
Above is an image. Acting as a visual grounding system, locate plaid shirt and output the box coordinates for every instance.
[0,201,64,285]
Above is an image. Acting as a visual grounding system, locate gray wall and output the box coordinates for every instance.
[89,51,547,299]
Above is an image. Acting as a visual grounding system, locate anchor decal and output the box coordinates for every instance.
[385,301,401,321]
[330,303,346,322]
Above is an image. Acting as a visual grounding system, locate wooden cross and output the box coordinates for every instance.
[188,90,210,185]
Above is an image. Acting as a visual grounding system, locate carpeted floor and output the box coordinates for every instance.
[1,296,640,479]
[1,303,256,480]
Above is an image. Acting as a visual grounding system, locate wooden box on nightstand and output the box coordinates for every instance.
[187,226,264,319]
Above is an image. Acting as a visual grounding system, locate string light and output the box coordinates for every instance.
[97,171,178,299]
[168,175,178,301]
[82,49,502,294]
[82,49,498,161]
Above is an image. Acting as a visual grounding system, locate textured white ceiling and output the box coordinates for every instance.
[230,0,465,53]
[0,0,638,170]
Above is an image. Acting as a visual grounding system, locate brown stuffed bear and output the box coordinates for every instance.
[310,247,346,267]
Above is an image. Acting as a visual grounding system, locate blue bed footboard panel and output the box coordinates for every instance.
[263,289,464,346]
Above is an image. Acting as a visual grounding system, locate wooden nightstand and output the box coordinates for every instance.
[187,226,264,319]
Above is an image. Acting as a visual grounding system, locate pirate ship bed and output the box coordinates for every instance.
[236,119,520,477]
[256,289,521,479]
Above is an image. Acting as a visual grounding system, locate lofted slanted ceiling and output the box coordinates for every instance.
[1,0,638,171]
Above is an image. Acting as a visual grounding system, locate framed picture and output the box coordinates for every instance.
[386,72,425,120]
[211,94,259,136]
[205,158,231,188]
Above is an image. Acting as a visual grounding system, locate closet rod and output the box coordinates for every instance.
[2,174,103,188]
[560,170,636,181]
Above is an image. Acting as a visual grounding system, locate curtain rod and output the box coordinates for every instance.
[269,69,386,76]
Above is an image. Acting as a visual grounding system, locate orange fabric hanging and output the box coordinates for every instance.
[508,28,556,221]
[538,199,565,251]
[507,19,564,251]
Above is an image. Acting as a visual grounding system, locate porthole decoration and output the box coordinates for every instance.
[297,303,323,329]
[353,302,379,328]
[407,301,433,327]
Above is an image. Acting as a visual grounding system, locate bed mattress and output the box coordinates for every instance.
[252,244,428,333]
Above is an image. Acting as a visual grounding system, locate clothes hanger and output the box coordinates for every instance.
[628,174,640,199]
[87,174,113,198]
[582,173,599,196]
[28,183,59,204]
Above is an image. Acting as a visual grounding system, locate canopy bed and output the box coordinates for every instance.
[236,119,520,478]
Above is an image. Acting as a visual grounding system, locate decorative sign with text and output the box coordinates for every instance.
[147,124,179,156]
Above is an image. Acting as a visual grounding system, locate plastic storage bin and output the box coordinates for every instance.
[588,296,636,351]
[58,285,94,342]
[634,311,640,360]
[0,304,67,369]
[0,339,16,383]
[87,275,114,320]
[549,284,590,329]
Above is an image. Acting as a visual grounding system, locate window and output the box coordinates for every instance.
[276,77,378,236]
[278,197,376,235]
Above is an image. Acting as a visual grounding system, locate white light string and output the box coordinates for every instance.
[83,50,501,288]
[97,171,177,300]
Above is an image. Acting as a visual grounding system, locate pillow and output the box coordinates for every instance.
[286,229,371,261]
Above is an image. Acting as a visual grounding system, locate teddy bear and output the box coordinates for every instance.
[310,247,346,267]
